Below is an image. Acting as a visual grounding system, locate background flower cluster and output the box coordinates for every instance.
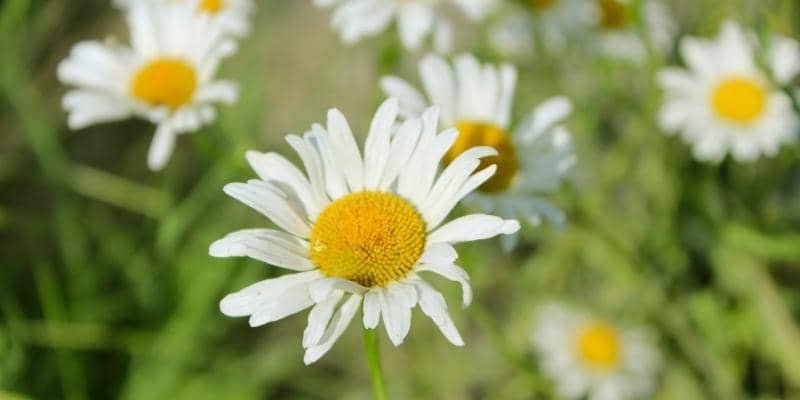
[2,0,800,399]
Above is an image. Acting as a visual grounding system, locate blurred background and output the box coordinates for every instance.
[2,0,800,398]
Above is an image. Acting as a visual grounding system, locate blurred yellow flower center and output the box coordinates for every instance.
[199,0,224,13]
[576,323,621,369]
[597,0,629,30]
[529,0,557,11]
[130,58,197,110]
[711,77,766,124]
[447,121,519,193]
[310,192,426,288]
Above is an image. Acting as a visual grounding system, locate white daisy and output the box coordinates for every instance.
[58,1,239,170]
[211,98,520,364]
[531,303,660,400]
[589,0,675,61]
[114,0,256,37]
[658,21,800,162]
[313,0,497,52]
[381,53,575,250]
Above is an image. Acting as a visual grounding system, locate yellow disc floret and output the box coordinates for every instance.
[310,192,427,288]
[199,0,224,13]
[130,58,197,110]
[575,323,621,370]
[447,121,519,193]
[711,77,766,124]
[597,0,629,30]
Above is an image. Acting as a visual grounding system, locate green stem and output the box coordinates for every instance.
[363,328,387,400]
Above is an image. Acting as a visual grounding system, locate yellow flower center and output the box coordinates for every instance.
[130,58,197,110]
[529,0,557,12]
[446,121,519,193]
[597,0,629,30]
[199,0,225,13]
[711,77,766,124]
[575,323,621,370]
[310,192,427,288]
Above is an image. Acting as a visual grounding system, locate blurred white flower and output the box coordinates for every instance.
[658,21,800,162]
[212,98,519,364]
[589,0,675,61]
[381,53,575,250]
[58,1,238,170]
[531,303,660,400]
[114,0,256,37]
[313,0,497,52]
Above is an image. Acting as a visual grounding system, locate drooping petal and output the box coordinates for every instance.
[303,294,362,364]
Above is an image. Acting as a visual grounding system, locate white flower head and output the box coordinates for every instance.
[58,0,239,170]
[589,0,675,61]
[313,0,497,53]
[658,20,800,162]
[212,98,520,364]
[114,0,256,37]
[531,302,660,400]
[381,53,575,250]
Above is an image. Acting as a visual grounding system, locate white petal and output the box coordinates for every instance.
[308,277,367,302]
[209,229,314,271]
[419,243,458,265]
[422,146,498,228]
[495,64,517,128]
[309,124,350,200]
[303,291,344,348]
[249,286,315,327]
[378,117,423,189]
[380,76,428,119]
[379,288,412,346]
[287,134,331,208]
[62,90,133,129]
[327,108,364,192]
[223,181,312,238]
[412,279,464,346]
[245,151,326,218]
[420,55,456,124]
[303,294,362,364]
[219,270,321,317]
[362,290,381,329]
[398,116,456,204]
[195,81,239,104]
[770,35,800,84]
[363,98,398,190]
[147,123,176,171]
[428,214,520,244]
[416,263,472,307]
[397,3,434,50]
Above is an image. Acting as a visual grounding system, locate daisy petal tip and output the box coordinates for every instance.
[219,294,242,317]
[501,220,521,235]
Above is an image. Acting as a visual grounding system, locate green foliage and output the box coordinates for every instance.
[1,0,800,399]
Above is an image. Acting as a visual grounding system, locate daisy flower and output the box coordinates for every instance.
[114,0,256,37]
[381,53,575,250]
[531,303,660,400]
[211,98,520,364]
[658,21,800,162]
[313,0,497,52]
[589,0,675,61]
[58,1,239,170]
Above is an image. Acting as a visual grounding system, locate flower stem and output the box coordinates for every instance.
[363,328,387,400]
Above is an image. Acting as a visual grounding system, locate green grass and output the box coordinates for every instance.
[2,0,800,398]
